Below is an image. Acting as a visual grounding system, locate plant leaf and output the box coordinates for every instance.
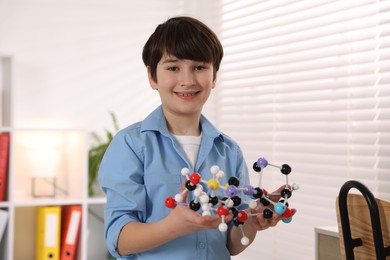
[88,111,120,196]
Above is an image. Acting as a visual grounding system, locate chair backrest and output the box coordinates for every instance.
[336,180,390,260]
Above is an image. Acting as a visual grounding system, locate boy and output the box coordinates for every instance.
[99,16,287,259]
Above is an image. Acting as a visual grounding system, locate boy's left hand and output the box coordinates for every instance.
[246,185,297,231]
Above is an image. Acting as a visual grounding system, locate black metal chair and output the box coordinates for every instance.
[336,180,390,260]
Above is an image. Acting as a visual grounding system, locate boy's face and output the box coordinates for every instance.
[148,53,216,118]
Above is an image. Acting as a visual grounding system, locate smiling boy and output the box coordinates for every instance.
[99,16,287,260]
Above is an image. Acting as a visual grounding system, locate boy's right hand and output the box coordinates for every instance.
[164,180,231,237]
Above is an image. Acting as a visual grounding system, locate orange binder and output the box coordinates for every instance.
[0,132,10,202]
[60,205,82,260]
[35,206,61,260]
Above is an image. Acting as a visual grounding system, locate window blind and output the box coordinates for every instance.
[213,1,390,259]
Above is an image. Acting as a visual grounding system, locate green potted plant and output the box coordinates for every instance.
[88,111,119,196]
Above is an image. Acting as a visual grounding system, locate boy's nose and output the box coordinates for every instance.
[179,70,196,86]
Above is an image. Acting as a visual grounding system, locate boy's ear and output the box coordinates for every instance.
[212,74,217,89]
[147,66,158,90]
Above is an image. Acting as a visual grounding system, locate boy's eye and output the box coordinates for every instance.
[168,66,178,71]
[195,65,206,70]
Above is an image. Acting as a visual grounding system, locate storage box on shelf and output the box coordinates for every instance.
[0,55,108,260]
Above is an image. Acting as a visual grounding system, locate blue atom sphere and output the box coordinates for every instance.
[274,202,286,214]
[282,217,293,223]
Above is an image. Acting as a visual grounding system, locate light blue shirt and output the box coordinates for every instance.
[99,106,249,260]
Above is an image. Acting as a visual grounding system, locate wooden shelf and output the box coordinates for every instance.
[0,55,108,260]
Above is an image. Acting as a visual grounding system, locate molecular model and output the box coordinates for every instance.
[164,157,300,246]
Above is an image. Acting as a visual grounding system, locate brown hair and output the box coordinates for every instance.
[142,16,223,82]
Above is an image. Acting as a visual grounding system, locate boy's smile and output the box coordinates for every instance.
[175,90,199,100]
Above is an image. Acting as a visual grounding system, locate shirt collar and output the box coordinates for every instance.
[140,105,224,142]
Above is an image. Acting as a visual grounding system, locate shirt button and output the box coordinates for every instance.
[199,242,206,249]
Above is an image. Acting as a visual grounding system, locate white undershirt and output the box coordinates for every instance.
[173,134,202,169]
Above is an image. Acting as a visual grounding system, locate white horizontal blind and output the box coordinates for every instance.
[214,1,390,259]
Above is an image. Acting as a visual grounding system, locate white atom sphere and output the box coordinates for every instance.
[202,210,211,216]
[225,198,234,208]
[210,165,220,174]
[194,188,203,197]
[202,204,210,211]
[181,167,190,176]
[241,237,250,246]
[292,183,300,190]
[216,170,225,179]
[200,195,209,203]
[175,194,183,202]
[218,223,228,232]
[249,200,257,209]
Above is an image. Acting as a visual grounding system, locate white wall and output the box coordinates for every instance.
[0,0,218,134]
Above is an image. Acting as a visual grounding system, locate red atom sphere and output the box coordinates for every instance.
[165,197,176,208]
[190,172,201,184]
[217,206,229,216]
[262,189,268,196]
[237,210,248,222]
[282,207,293,219]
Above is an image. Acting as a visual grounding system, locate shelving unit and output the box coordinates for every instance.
[0,55,109,259]
[0,55,13,260]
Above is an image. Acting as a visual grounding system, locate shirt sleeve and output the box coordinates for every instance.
[98,129,145,258]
